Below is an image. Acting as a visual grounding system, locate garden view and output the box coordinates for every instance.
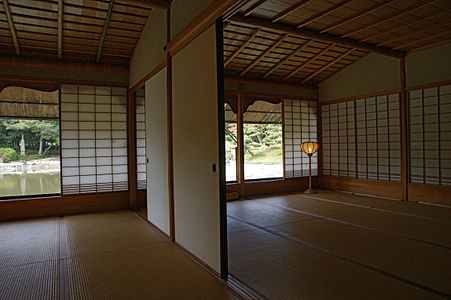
[225,121,283,181]
[0,119,61,197]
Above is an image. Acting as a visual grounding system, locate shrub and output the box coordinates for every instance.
[0,148,18,161]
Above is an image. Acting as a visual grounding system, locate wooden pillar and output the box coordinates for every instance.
[400,57,408,201]
[237,91,245,196]
[166,6,175,242]
[316,100,322,187]
[127,91,137,209]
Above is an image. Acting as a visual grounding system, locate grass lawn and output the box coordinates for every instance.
[245,147,282,164]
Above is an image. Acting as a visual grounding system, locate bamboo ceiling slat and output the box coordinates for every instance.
[225,0,450,85]
[377,20,451,48]
[359,8,450,43]
[271,0,310,23]
[0,0,152,65]
[340,0,435,38]
[296,0,353,29]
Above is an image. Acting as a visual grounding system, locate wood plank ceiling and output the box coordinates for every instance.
[0,0,164,66]
[224,0,451,85]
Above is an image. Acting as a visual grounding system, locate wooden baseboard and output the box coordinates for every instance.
[408,184,451,206]
[321,175,402,200]
[226,192,239,201]
[227,177,316,198]
[0,191,129,221]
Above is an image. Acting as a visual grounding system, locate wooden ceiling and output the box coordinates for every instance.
[0,0,168,66]
[224,0,451,85]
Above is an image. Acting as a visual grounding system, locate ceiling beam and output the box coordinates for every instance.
[301,48,354,84]
[283,44,334,81]
[262,39,312,79]
[0,56,129,74]
[320,0,396,34]
[57,0,63,59]
[240,33,288,76]
[242,0,267,16]
[225,28,260,67]
[341,0,434,38]
[271,0,310,23]
[297,0,352,29]
[229,14,404,58]
[115,0,170,9]
[224,76,317,91]
[96,0,114,63]
[2,0,20,55]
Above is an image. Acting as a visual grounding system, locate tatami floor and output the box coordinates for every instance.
[227,190,451,299]
[0,210,238,300]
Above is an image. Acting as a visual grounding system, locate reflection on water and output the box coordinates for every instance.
[0,172,61,197]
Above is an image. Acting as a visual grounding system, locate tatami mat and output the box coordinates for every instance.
[0,217,58,269]
[228,190,451,299]
[68,247,237,300]
[0,261,58,300]
[255,193,451,247]
[0,210,239,300]
[229,227,438,299]
[64,210,166,258]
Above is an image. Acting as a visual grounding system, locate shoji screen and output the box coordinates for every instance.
[409,84,451,186]
[283,99,317,178]
[135,88,147,190]
[60,84,128,194]
[322,92,400,182]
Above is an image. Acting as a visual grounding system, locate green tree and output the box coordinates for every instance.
[1,119,59,155]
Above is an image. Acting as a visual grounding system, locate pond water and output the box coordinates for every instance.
[0,172,61,197]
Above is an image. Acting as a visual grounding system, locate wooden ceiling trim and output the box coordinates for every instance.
[114,0,169,10]
[2,0,20,55]
[58,0,63,59]
[63,2,148,19]
[376,20,451,47]
[270,0,310,23]
[359,8,450,43]
[300,48,354,84]
[240,33,288,76]
[341,0,435,38]
[96,0,114,63]
[296,0,353,29]
[392,29,451,51]
[229,15,403,58]
[0,56,129,73]
[242,0,267,16]
[225,28,260,66]
[320,0,396,34]
[283,43,335,80]
[262,39,312,79]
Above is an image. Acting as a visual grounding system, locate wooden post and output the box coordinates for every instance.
[166,7,175,242]
[317,100,322,187]
[127,91,137,209]
[400,56,408,201]
[237,90,245,196]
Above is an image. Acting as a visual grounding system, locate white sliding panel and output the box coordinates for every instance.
[172,25,221,272]
[60,84,128,194]
[146,68,170,234]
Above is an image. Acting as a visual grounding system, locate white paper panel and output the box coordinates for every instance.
[60,84,128,194]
